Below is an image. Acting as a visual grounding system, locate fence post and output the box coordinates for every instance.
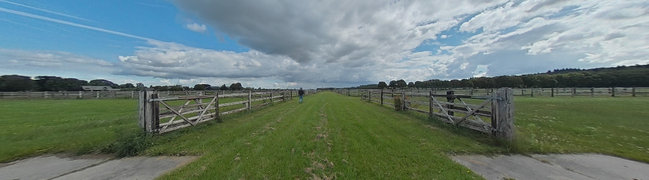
[429,90,433,119]
[591,87,595,97]
[551,88,554,97]
[78,91,83,99]
[572,88,576,97]
[270,91,273,103]
[531,88,534,97]
[248,90,252,110]
[611,87,616,97]
[96,91,100,99]
[446,91,455,116]
[215,93,221,122]
[632,87,636,97]
[492,88,514,141]
[282,91,285,102]
[401,91,406,111]
[380,89,384,105]
[368,91,372,102]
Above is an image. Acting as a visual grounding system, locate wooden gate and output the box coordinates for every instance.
[423,88,513,140]
[139,90,289,133]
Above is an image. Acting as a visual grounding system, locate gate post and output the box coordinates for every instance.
[446,91,455,116]
[138,91,146,130]
[139,91,159,133]
[492,88,514,141]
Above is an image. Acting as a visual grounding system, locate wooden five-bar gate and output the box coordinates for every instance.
[139,90,292,133]
[352,88,514,140]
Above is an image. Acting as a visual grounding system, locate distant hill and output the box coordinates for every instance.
[355,64,649,89]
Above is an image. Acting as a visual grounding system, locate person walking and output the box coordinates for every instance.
[298,88,305,103]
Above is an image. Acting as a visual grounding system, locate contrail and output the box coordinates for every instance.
[0,0,90,22]
[0,7,153,41]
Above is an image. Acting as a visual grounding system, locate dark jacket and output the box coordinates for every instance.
[298,89,305,96]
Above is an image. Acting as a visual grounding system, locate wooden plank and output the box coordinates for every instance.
[251,96,273,102]
[454,99,492,125]
[160,100,193,119]
[159,100,195,126]
[150,95,215,102]
[407,107,427,114]
[221,107,248,115]
[220,100,249,107]
[431,95,455,123]
[219,93,249,98]
[195,96,217,122]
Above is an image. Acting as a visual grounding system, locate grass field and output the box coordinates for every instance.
[514,96,649,162]
[1,92,648,178]
[0,99,139,162]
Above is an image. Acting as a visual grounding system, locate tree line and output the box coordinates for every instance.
[359,64,649,89]
[0,75,248,92]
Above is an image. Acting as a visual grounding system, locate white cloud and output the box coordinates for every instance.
[5,0,649,88]
[185,22,207,33]
[473,65,489,77]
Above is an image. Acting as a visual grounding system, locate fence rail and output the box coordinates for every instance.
[0,90,308,99]
[138,90,312,133]
[335,87,649,98]
[338,88,514,141]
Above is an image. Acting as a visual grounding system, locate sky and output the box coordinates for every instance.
[1,0,648,89]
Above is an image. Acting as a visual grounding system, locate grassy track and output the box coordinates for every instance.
[149,92,501,179]
[0,99,139,162]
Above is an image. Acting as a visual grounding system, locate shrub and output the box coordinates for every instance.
[394,96,402,111]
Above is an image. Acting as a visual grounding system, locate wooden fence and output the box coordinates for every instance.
[337,88,514,140]
[0,90,307,99]
[336,87,649,98]
[139,90,301,133]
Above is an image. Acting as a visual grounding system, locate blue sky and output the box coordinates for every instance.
[1,0,648,88]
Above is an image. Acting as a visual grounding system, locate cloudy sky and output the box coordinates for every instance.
[1,0,648,88]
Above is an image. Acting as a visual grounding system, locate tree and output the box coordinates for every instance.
[0,75,34,91]
[89,79,118,88]
[119,83,135,89]
[220,84,229,90]
[229,82,243,90]
[193,84,211,90]
[136,83,146,91]
[377,81,387,89]
[407,82,414,88]
[388,80,397,88]
[35,76,66,91]
[395,79,407,88]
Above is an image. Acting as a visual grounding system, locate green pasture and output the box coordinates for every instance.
[1,92,648,178]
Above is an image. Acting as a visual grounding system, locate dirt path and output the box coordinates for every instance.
[0,154,196,180]
[452,154,649,180]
